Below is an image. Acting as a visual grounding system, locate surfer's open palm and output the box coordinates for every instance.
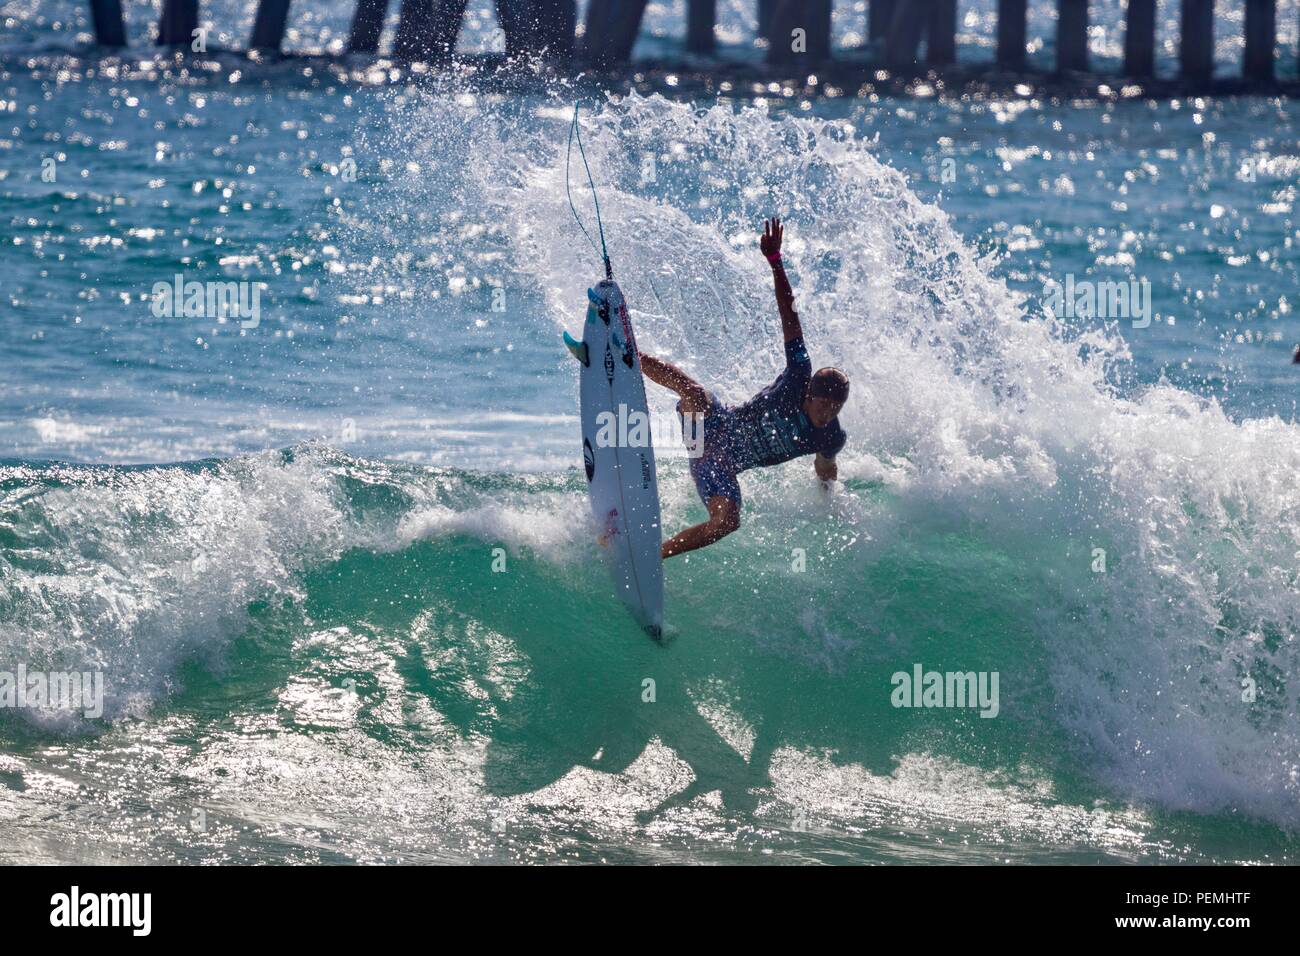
[761,217,783,258]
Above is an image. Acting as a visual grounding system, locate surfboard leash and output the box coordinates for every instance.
[566,104,613,281]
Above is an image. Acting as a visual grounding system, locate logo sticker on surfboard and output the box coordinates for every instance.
[583,437,595,481]
[611,330,634,369]
[604,345,615,383]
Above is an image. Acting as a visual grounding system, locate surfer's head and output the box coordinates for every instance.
[805,368,849,427]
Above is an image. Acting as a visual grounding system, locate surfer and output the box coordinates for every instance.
[641,217,849,558]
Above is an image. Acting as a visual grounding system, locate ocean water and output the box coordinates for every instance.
[2,4,1300,864]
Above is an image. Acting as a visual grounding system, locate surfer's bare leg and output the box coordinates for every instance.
[640,355,709,415]
[661,496,739,559]
[641,355,736,557]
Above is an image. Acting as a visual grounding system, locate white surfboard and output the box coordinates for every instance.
[564,279,664,639]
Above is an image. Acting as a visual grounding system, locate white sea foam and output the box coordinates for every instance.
[0,450,350,725]
[397,492,592,562]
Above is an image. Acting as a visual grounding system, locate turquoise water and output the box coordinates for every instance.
[3,6,1300,864]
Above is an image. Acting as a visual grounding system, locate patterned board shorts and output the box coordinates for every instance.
[677,391,742,507]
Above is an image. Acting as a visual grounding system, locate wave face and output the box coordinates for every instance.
[1,439,1297,862]
[2,90,1300,863]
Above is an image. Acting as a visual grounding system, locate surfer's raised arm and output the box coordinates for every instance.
[761,217,803,344]
[634,214,848,563]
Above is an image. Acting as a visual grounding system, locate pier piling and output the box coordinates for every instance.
[494,0,530,56]
[89,0,127,47]
[347,0,388,54]
[157,0,199,46]
[531,0,576,61]
[996,0,1027,70]
[584,0,649,68]
[687,0,717,55]
[885,0,931,69]
[1056,0,1088,73]
[394,0,435,60]
[1123,0,1156,77]
[869,0,897,41]
[757,0,775,41]
[79,0,1300,96]
[1243,0,1276,83]
[394,0,467,62]
[927,0,958,67]
[1180,0,1214,84]
[250,0,292,52]
[767,0,832,65]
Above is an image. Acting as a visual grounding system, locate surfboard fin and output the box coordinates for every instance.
[563,330,589,366]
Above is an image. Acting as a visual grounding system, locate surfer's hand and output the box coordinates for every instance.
[760,217,783,260]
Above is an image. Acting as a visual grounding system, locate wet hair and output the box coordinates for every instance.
[809,367,850,404]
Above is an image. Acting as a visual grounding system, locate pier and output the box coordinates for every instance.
[84,2,1299,96]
